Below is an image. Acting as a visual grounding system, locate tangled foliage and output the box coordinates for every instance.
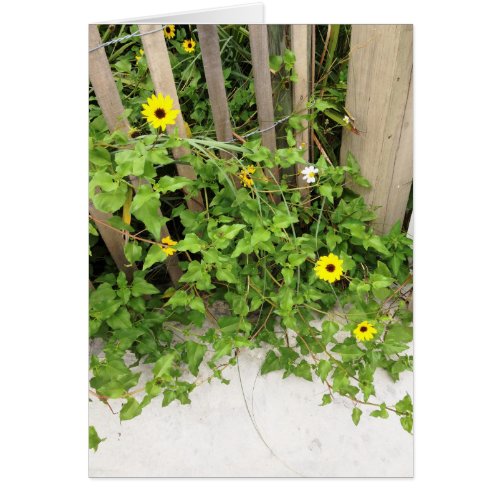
[88,25,413,450]
[89,125,413,440]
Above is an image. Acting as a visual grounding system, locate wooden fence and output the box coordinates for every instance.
[89,24,413,281]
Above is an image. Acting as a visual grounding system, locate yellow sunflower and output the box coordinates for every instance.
[160,235,178,256]
[314,253,343,283]
[238,166,256,188]
[183,39,196,53]
[353,321,377,342]
[141,93,180,131]
[163,24,175,39]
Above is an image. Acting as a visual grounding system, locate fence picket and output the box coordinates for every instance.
[197,25,232,154]
[248,25,280,190]
[138,24,204,212]
[340,25,413,234]
[89,25,183,283]
[267,25,293,150]
[89,25,134,279]
[291,25,311,203]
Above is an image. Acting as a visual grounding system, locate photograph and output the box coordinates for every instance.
[88,22,414,477]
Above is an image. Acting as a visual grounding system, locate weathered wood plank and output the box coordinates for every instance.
[291,25,311,202]
[89,25,133,279]
[197,25,242,188]
[248,24,280,187]
[340,25,413,234]
[267,25,292,150]
[197,25,232,153]
[89,25,130,133]
[89,25,182,283]
[138,24,204,212]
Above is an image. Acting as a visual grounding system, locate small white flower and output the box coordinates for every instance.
[301,166,319,184]
[343,115,350,124]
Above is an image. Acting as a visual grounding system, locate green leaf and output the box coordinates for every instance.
[315,99,340,112]
[105,215,134,233]
[153,352,177,378]
[371,273,393,289]
[331,368,358,397]
[130,186,167,240]
[370,403,389,419]
[385,324,413,343]
[89,147,111,167]
[182,261,204,283]
[321,321,339,344]
[251,226,271,246]
[212,338,233,362]
[317,359,332,382]
[89,426,105,451]
[293,360,313,381]
[130,185,159,212]
[320,394,332,406]
[114,58,131,73]
[185,341,207,376]
[332,343,365,362]
[226,292,249,316]
[326,230,342,249]
[277,287,294,312]
[400,415,413,433]
[147,148,175,165]
[157,176,192,193]
[91,171,117,192]
[288,253,308,266]
[272,212,299,229]
[283,48,296,70]
[106,306,132,329]
[93,183,128,213]
[269,54,283,72]
[395,394,413,414]
[365,236,391,256]
[286,128,296,147]
[261,351,281,375]
[176,234,205,253]
[353,174,371,188]
[120,398,142,421]
[166,289,191,308]
[189,297,206,314]
[124,241,142,265]
[352,407,362,426]
[216,265,238,284]
[131,276,160,296]
[346,152,361,173]
[143,244,167,270]
[217,224,246,240]
[231,233,253,257]
[381,340,410,355]
[162,390,176,407]
[319,184,334,203]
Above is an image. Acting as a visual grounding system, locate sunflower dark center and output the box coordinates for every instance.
[166,27,171,32]
[360,326,368,332]
[188,43,192,48]
[326,264,336,273]
[154,108,166,119]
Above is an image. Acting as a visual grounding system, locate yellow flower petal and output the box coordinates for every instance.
[353,321,377,342]
[314,253,343,283]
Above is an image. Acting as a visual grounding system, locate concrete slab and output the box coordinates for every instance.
[89,344,413,477]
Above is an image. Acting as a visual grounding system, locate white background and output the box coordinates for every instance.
[1,0,499,498]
